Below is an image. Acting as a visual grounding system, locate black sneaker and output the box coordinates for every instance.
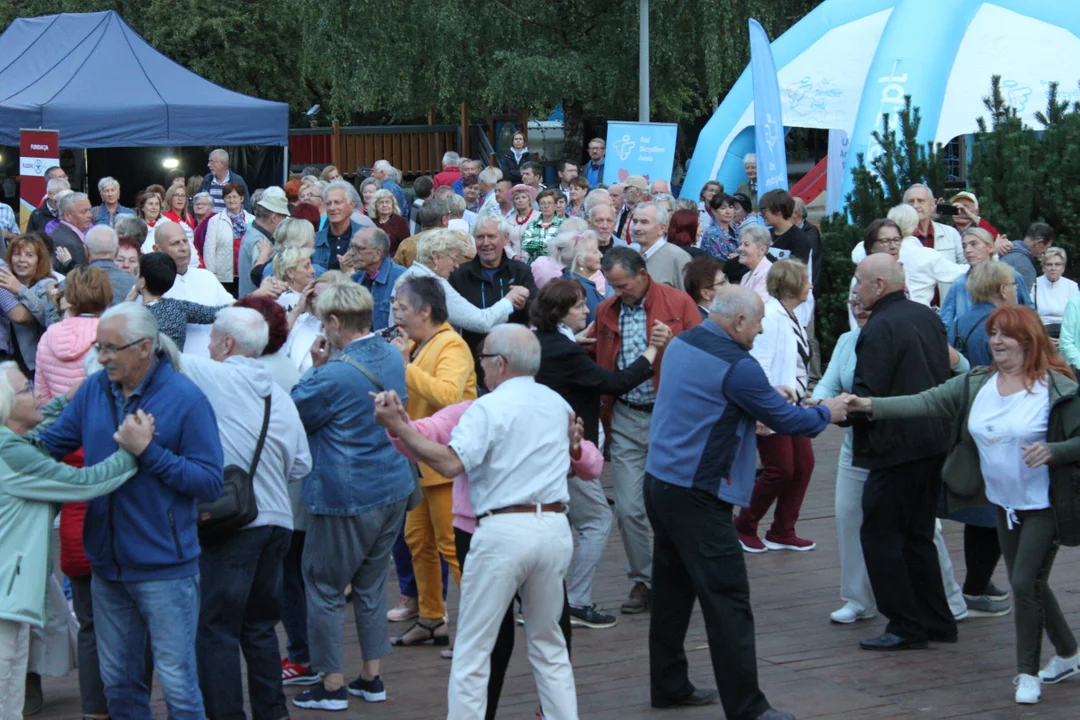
[292,683,348,711]
[347,675,387,702]
[569,605,618,629]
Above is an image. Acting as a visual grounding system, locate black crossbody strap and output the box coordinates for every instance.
[337,354,384,392]
[248,395,272,479]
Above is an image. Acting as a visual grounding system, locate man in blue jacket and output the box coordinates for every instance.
[346,227,406,330]
[38,303,224,720]
[643,285,847,720]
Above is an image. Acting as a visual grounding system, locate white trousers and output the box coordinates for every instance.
[0,620,30,720]
[448,511,577,720]
[835,445,966,617]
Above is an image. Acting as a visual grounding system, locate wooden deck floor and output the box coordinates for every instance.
[35,426,1080,718]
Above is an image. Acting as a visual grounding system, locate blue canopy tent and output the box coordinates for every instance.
[0,10,288,147]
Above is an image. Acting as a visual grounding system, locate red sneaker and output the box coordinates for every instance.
[281,657,321,686]
[763,534,816,551]
[738,532,768,553]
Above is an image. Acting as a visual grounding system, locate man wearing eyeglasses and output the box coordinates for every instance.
[36,302,224,720]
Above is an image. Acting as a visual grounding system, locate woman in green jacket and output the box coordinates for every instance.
[845,306,1080,706]
[0,362,154,720]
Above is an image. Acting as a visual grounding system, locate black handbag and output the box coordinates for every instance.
[198,395,271,544]
[337,354,424,511]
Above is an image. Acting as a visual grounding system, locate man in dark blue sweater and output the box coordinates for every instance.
[644,285,847,720]
[39,303,224,720]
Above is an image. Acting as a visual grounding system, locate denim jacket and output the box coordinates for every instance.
[291,335,414,515]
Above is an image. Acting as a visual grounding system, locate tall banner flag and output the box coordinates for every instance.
[19,129,59,231]
[825,129,850,216]
[602,121,679,186]
[748,19,788,200]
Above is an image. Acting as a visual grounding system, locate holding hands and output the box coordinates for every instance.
[371,389,410,433]
[114,409,155,456]
[647,320,673,350]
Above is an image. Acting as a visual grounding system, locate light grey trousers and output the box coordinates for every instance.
[566,475,613,607]
[303,500,407,673]
[608,402,653,587]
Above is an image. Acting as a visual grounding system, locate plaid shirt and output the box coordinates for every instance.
[0,203,17,235]
[520,216,564,265]
[617,300,654,404]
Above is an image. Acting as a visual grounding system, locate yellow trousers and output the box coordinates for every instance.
[405,483,462,619]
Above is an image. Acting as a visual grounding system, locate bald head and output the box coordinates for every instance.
[854,253,906,309]
[709,284,765,349]
[153,222,192,274]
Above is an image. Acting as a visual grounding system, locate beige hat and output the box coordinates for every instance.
[949,191,978,208]
[258,186,289,215]
[624,175,649,191]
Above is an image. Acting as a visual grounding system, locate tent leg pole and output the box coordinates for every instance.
[283,146,289,185]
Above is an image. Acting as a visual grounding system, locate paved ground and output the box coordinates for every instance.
[35,426,1080,718]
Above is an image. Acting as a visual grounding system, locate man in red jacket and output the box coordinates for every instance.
[589,246,702,616]
[432,151,463,191]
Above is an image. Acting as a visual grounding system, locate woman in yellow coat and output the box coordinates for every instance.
[390,274,477,646]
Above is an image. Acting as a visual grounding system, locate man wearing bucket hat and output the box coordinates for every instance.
[237,187,291,297]
[950,191,999,237]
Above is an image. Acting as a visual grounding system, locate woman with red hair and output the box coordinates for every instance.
[846,305,1080,705]
[666,209,707,258]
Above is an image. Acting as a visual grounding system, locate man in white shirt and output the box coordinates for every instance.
[154,222,235,356]
[632,202,690,291]
[182,307,312,720]
[373,324,578,720]
[904,183,964,299]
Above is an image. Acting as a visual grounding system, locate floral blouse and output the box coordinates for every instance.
[700,218,738,260]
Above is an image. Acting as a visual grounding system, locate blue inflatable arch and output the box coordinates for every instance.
[683,0,1080,207]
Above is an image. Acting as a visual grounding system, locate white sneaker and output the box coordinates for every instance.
[830,604,877,624]
[1039,652,1080,684]
[386,595,418,622]
[1014,674,1041,704]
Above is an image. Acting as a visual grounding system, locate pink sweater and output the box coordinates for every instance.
[389,399,604,533]
[34,316,99,402]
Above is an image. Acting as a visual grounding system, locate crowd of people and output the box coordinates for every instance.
[0,141,1077,720]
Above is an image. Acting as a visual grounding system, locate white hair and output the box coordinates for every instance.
[300,180,326,200]
[192,191,214,208]
[651,193,676,211]
[471,211,511,239]
[97,176,120,193]
[710,284,763,317]
[85,225,119,257]
[212,307,268,358]
[740,223,772,250]
[324,179,357,207]
[904,182,934,200]
[372,160,394,176]
[59,191,88,218]
[478,166,502,187]
[46,177,71,195]
[209,148,229,164]
[442,151,461,168]
[886,204,920,237]
[100,303,181,370]
[273,217,315,250]
[634,201,669,226]
[743,153,757,164]
[0,361,19,426]
[273,246,315,281]
[485,324,541,376]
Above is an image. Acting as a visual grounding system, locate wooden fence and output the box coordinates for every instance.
[289,124,460,177]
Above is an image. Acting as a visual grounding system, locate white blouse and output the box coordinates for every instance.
[749,296,810,399]
[1031,275,1079,326]
[968,374,1051,524]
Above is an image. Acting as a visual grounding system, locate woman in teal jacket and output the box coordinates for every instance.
[0,362,151,720]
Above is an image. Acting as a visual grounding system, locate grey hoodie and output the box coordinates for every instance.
[181,354,312,530]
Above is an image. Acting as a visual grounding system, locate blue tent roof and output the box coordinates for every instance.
[0,10,289,147]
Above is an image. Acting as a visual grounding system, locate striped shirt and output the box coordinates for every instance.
[208,176,229,212]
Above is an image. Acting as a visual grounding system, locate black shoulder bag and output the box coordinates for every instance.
[337,355,424,511]
[198,395,271,544]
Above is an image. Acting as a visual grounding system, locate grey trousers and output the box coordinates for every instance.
[998,506,1078,674]
[566,475,613,607]
[608,402,652,587]
[303,500,407,673]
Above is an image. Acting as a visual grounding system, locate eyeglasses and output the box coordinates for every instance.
[93,338,148,355]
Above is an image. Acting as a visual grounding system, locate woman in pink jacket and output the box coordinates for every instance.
[34,266,111,401]
[385,395,602,720]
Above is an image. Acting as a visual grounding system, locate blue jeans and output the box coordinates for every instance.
[92,573,204,720]
[197,525,290,720]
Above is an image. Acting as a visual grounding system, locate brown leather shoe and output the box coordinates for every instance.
[620,582,650,614]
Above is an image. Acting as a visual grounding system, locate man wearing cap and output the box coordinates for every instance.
[618,176,649,241]
[950,191,999,237]
[237,187,290,298]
